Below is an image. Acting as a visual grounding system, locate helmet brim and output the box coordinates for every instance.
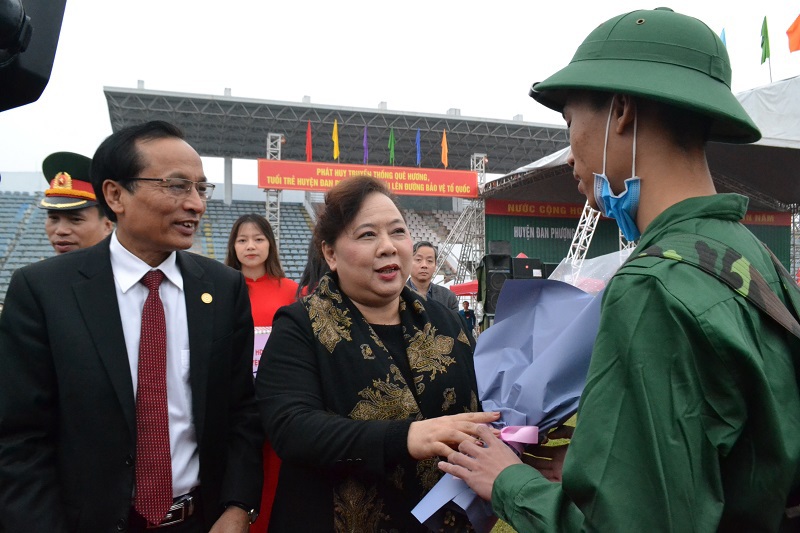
[530,58,760,144]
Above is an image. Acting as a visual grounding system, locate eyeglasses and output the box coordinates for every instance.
[413,241,438,255]
[129,177,215,201]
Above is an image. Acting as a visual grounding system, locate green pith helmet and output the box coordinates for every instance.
[39,151,98,210]
[529,7,761,144]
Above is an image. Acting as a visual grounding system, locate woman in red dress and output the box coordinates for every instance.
[226,213,298,532]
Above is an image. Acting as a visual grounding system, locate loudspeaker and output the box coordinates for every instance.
[477,254,511,315]
[512,258,544,279]
[487,240,511,256]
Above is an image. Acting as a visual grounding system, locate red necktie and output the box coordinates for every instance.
[134,270,173,525]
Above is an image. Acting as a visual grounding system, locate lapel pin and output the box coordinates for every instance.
[201,293,213,304]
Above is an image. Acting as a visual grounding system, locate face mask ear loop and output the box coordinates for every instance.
[602,100,614,176]
[631,107,638,178]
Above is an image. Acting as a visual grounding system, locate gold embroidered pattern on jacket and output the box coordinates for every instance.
[457,329,471,346]
[333,478,389,532]
[416,457,442,492]
[415,375,425,396]
[467,391,479,413]
[441,387,456,411]
[360,344,375,359]
[308,278,352,353]
[412,300,424,314]
[406,324,456,380]
[367,324,387,351]
[349,366,418,421]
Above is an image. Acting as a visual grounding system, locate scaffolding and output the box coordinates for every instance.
[435,154,487,283]
[265,132,282,247]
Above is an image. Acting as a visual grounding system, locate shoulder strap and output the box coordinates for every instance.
[626,233,800,341]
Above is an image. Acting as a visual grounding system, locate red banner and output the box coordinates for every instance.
[486,199,585,219]
[742,211,791,226]
[257,160,478,198]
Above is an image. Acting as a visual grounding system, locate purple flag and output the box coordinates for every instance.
[363,126,368,164]
[416,129,421,166]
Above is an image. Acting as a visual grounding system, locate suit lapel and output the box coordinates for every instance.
[73,240,136,436]
[178,252,213,442]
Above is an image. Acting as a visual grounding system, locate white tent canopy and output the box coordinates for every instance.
[738,76,800,150]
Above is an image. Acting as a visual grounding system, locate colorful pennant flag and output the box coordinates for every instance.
[441,130,448,169]
[788,14,800,52]
[363,126,369,164]
[388,128,395,165]
[720,28,726,47]
[415,129,421,167]
[332,119,340,161]
[305,121,312,162]
[761,16,771,64]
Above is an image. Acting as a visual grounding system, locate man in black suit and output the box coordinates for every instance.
[0,121,262,532]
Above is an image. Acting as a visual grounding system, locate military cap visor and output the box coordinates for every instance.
[39,151,99,211]
[529,8,761,144]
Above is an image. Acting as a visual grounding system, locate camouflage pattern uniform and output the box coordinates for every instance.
[493,194,800,531]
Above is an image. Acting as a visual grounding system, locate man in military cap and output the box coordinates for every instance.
[440,8,800,531]
[40,151,113,254]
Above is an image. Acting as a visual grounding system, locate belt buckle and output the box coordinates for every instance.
[146,495,194,529]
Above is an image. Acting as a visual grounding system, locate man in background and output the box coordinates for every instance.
[458,300,476,332]
[407,240,459,312]
[39,151,113,254]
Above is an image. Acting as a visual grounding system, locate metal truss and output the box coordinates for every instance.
[103,87,569,175]
[264,133,282,246]
[619,231,637,252]
[435,154,487,283]
[566,202,601,271]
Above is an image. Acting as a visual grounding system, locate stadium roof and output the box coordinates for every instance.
[103,86,569,175]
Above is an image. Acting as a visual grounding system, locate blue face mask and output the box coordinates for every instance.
[592,101,642,242]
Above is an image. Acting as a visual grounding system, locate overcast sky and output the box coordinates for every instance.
[1,0,798,183]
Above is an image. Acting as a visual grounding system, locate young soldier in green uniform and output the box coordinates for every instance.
[440,8,800,531]
[40,151,113,254]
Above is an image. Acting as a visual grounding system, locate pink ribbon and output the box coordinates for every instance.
[499,425,539,453]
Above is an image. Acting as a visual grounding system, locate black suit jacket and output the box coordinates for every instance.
[0,239,262,532]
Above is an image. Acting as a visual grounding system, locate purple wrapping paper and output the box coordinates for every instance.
[412,279,603,532]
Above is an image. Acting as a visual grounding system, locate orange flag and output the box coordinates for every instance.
[332,119,340,161]
[788,14,800,52]
[441,130,449,168]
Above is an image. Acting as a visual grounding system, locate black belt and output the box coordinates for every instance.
[129,488,200,529]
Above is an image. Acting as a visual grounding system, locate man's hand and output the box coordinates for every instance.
[438,423,522,501]
[209,505,250,533]
[522,425,574,482]
[407,411,500,460]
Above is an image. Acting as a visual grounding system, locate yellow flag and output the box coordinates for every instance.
[441,130,449,168]
[332,119,340,161]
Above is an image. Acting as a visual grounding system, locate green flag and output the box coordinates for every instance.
[761,16,771,64]
[388,128,395,165]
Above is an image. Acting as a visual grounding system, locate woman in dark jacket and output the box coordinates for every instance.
[255,176,496,532]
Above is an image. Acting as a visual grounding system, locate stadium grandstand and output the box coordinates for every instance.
[0,186,461,303]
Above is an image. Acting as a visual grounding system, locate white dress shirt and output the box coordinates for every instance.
[109,231,200,497]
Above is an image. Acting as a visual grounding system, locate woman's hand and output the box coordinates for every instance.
[407,411,500,460]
